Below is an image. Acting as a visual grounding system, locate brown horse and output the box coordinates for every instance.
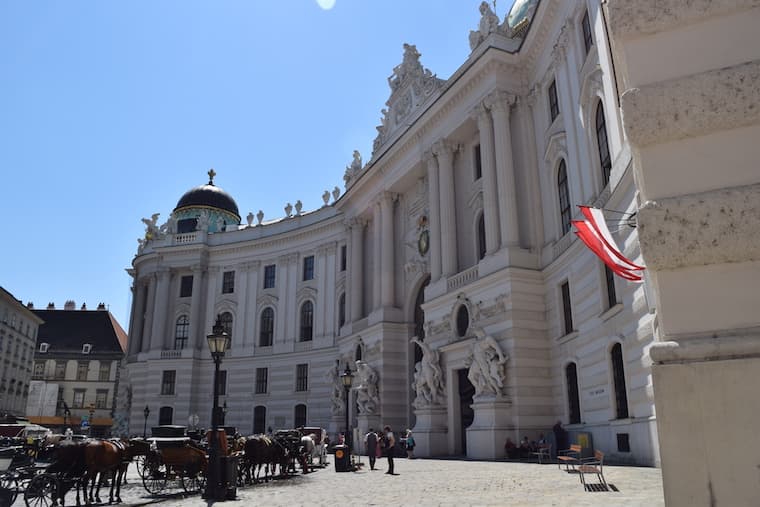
[83,439,127,504]
[46,439,89,506]
[241,434,290,484]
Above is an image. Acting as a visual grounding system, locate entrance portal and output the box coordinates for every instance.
[458,369,474,455]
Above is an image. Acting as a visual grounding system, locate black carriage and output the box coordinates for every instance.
[141,434,208,495]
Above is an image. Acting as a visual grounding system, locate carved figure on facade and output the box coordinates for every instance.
[467,328,509,397]
[216,216,225,232]
[343,150,363,188]
[325,364,345,415]
[411,337,445,407]
[469,1,501,50]
[355,360,380,414]
[196,210,210,232]
[141,213,162,241]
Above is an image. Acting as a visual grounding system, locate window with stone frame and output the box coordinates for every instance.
[474,144,482,180]
[561,281,574,336]
[161,370,176,395]
[54,361,66,380]
[604,265,617,310]
[303,255,315,281]
[253,406,266,434]
[222,270,235,294]
[295,364,308,392]
[477,213,486,260]
[220,312,233,348]
[255,368,268,394]
[76,361,89,381]
[596,101,612,186]
[294,404,307,427]
[338,293,346,328]
[33,361,45,379]
[263,264,276,289]
[174,315,189,350]
[159,406,173,426]
[180,275,193,298]
[611,343,629,419]
[581,10,594,56]
[340,245,347,271]
[300,301,314,342]
[98,362,111,382]
[259,307,274,346]
[566,362,581,424]
[558,160,571,235]
[95,389,108,409]
[73,389,85,409]
[548,79,560,122]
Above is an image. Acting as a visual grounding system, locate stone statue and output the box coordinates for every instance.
[411,337,445,407]
[332,186,340,202]
[325,364,345,415]
[285,202,293,217]
[467,328,509,397]
[469,1,501,50]
[246,212,254,226]
[216,216,225,232]
[141,213,161,241]
[196,210,210,232]
[355,360,380,415]
[256,210,264,225]
[295,200,303,215]
[322,190,330,206]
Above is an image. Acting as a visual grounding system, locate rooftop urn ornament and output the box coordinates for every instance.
[285,202,293,217]
[256,210,264,225]
[295,200,303,215]
[322,190,330,207]
[332,186,340,202]
[246,212,254,227]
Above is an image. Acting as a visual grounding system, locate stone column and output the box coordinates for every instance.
[372,201,382,311]
[141,273,156,352]
[380,192,396,308]
[424,150,442,281]
[487,91,520,248]
[349,219,365,322]
[189,265,205,350]
[473,104,500,254]
[433,140,459,277]
[129,280,147,356]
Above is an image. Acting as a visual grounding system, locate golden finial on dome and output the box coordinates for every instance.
[208,168,216,185]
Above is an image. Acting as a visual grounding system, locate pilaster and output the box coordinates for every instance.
[380,192,397,309]
[472,103,500,254]
[424,150,442,282]
[433,139,459,277]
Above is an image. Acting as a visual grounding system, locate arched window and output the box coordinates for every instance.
[557,160,571,235]
[220,312,233,349]
[596,102,611,186]
[566,363,581,424]
[611,343,629,419]
[253,406,267,434]
[259,307,274,347]
[294,404,307,428]
[300,301,314,342]
[174,315,189,350]
[456,306,469,338]
[477,213,486,260]
[355,344,362,361]
[338,293,346,328]
[158,406,173,426]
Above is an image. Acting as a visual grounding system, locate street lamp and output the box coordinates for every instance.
[204,315,230,501]
[63,402,71,429]
[88,403,95,436]
[143,406,150,438]
[340,364,354,451]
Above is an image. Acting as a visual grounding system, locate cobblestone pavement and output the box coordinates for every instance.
[12,457,665,506]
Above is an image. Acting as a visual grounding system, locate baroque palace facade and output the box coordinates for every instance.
[121,0,660,465]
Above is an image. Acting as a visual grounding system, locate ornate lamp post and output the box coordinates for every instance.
[204,316,230,501]
[143,405,150,438]
[340,364,354,451]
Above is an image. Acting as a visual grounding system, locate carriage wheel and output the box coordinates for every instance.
[180,472,206,494]
[141,460,168,495]
[24,474,57,507]
[135,455,149,478]
[1,472,19,505]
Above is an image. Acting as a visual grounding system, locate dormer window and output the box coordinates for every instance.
[39,343,49,353]
[82,343,92,354]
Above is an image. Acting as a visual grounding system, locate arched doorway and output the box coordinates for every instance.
[457,369,475,455]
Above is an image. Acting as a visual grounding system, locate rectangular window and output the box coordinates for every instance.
[340,245,347,272]
[180,275,193,297]
[263,264,276,289]
[95,389,108,409]
[561,281,574,335]
[33,361,45,379]
[76,361,89,381]
[474,144,482,180]
[161,370,176,395]
[295,364,308,392]
[255,368,268,394]
[222,271,235,294]
[582,10,593,55]
[303,255,315,281]
[217,370,227,396]
[604,265,617,310]
[99,362,111,382]
[54,361,66,380]
[548,80,560,122]
[73,389,85,409]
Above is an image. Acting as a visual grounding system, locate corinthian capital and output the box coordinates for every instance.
[485,90,517,113]
[470,102,491,124]
[432,139,459,159]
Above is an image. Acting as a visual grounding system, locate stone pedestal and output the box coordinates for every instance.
[467,398,512,460]
[411,405,448,457]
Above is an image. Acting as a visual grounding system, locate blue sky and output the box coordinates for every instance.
[0,0,515,328]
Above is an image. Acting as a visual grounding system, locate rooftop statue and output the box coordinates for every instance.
[469,1,501,50]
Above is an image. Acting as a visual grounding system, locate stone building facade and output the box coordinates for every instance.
[121,0,660,465]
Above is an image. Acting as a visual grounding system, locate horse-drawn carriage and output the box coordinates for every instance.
[140,426,208,495]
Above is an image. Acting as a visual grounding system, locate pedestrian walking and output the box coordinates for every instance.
[405,429,415,459]
[364,428,379,470]
[383,425,397,475]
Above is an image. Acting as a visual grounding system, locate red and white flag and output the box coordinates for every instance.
[573,205,645,281]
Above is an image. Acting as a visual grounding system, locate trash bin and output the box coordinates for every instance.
[333,444,351,472]
[220,454,238,499]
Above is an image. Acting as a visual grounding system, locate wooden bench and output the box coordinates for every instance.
[531,443,552,464]
[577,450,607,490]
[557,444,582,470]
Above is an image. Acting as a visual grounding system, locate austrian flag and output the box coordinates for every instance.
[572,205,645,282]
